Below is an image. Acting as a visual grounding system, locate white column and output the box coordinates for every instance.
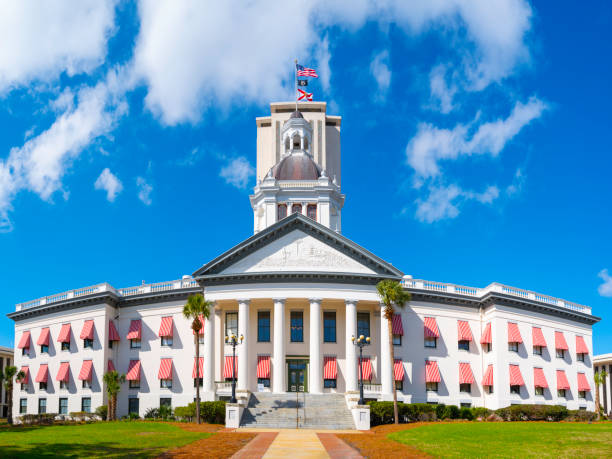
[203,302,215,395]
[273,298,286,393]
[345,300,358,392]
[237,299,250,391]
[309,298,322,393]
[380,305,393,396]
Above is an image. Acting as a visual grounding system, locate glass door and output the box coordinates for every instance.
[287,359,308,392]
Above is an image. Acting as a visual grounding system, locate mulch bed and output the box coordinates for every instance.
[336,423,435,459]
[157,423,256,459]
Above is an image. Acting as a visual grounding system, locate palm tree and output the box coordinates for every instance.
[183,293,212,424]
[103,370,126,421]
[377,279,411,425]
[595,368,608,420]
[0,366,25,425]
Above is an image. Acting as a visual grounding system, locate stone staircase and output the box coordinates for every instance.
[240,393,355,429]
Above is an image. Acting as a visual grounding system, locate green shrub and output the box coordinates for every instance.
[495,404,568,421]
[444,405,461,420]
[471,407,492,419]
[566,409,597,422]
[459,407,474,420]
[368,402,438,425]
[128,412,140,420]
[69,411,96,422]
[95,406,108,420]
[173,401,225,424]
[174,405,195,420]
[20,413,57,425]
[144,408,160,419]
[368,401,395,426]
[435,403,447,420]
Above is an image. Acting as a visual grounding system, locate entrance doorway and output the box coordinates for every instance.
[287,359,308,392]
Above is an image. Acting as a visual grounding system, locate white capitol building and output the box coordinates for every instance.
[10,102,598,426]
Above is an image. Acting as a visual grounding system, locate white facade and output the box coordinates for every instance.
[594,354,612,416]
[9,102,599,421]
[0,346,13,417]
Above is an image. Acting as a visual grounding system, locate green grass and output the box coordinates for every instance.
[0,421,211,458]
[389,422,612,458]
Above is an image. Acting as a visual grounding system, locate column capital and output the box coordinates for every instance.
[272,298,286,304]
[237,299,251,305]
[308,298,322,304]
[345,299,359,306]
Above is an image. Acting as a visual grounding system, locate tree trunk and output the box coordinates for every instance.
[595,380,601,421]
[195,332,201,424]
[6,382,13,425]
[388,312,399,425]
[107,389,112,421]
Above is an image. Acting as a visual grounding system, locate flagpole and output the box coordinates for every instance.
[294,58,298,111]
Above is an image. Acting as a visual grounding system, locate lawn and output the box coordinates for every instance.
[388,422,612,458]
[0,421,213,458]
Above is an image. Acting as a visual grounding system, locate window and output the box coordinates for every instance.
[424,337,437,348]
[324,379,337,389]
[558,389,566,398]
[426,382,438,392]
[109,340,114,349]
[40,344,49,354]
[258,311,270,342]
[194,378,203,387]
[61,342,70,351]
[510,385,521,394]
[59,398,68,415]
[199,335,204,345]
[129,380,140,389]
[84,338,93,349]
[277,204,287,220]
[291,203,302,214]
[460,383,471,393]
[81,397,91,413]
[485,385,494,394]
[458,340,469,351]
[324,312,336,343]
[160,379,172,389]
[393,335,402,346]
[578,390,586,399]
[290,311,304,342]
[306,204,317,220]
[225,312,238,338]
[39,382,47,391]
[395,380,403,391]
[19,398,27,414]
[60,380,68,390]
[577,353,585,362]
[128,398,139,415]
[21,383,26,391]
[130,339,141,349]
[258,378,270,387]
[22,348,28,356]
[82,380,92,389]
[160,398,171,408]
[579,406,587,411]
[161,336,173,347]
[533,345,542,356]
[508,342,519,352]
[357,312,370,338]
[556,349,565,359]
[461,402,472,408]
[38,398,46,414]
[535,386,544,396]
[483,343,492,352]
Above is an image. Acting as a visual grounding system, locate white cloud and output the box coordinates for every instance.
[219,156,255,189]
[506,168,526,196]
[415,183,500,223]
[407,96,547,180]
[429,64,457,114]
[0,1,117,92]
[136,176,153,205]
[94,168,123,202]
[370,50,391,102]
[598,269,612,297]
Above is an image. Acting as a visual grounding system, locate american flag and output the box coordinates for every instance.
[297,89,313,101]
[296,64,318,78]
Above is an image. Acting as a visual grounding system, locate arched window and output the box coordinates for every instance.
[284,137,290,153]
[307,204,317,220]
[292,134,300,150]
[291,203,302,215]
[303,137,309,150]
[277,204,287,220]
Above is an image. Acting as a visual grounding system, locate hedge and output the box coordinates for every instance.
[174,401,226,423]
[19,413,57,425]
[494,404,568,422]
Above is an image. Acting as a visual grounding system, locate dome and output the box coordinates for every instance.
[271,152,321,180]
[289,110,304,119]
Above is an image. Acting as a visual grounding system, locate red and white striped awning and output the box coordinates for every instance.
[509,364,524,386]
[257,355,271,379]
[555,331,569,350]
[18,366,29,384]
[37,328,50,346]
[78,360,93,381]
[36,364,49,383]
[80,320,94,340]
[323,356,337,380]
[58,324,71,343]
[392,314,404,335]
[556,370,570,390]
[108,320,120,342]
[192,357,204,378]
[56,362,70,382]
[482,364,494,387]
[126,360,141,381]
[394,359,404,381]
[224,356,237,379]
[158,317,173,338]
[126,320,141,340]
[576,335,589,354]
[532,327,547,347]
[193,314,205,336]
[533,367,548,388]
[18,331,31,349]
[457,321,473,341]
[359,357,372,381]
[480,322,492,345]
[459,362,475,384]
[107,359,116,372]
[158,358,173,380]
[425,360,441,383]
[424,317,440,338]
[577,372,590,392]
[507,322,523,343]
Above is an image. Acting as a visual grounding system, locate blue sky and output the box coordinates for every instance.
[0,1,611,353]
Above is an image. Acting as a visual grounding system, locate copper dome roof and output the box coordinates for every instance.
[271,153,321,180]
